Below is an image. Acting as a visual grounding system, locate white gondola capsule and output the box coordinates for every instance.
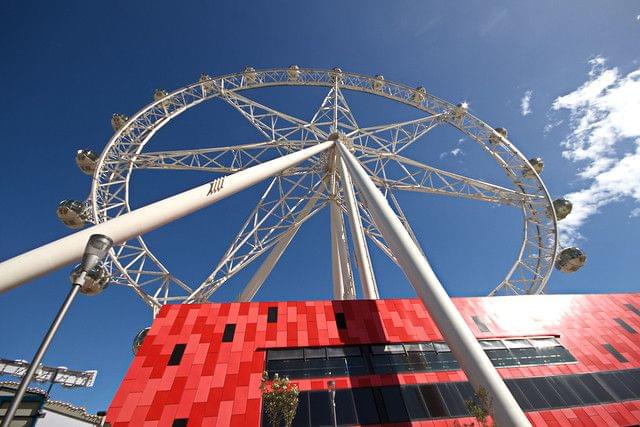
[111,113,128,132]
[132,327,151,355]
[56,200,87,229]
[412,86,426,103]
[371,75,385,91]
[70,263,111,295]
[489,127,508,144]
[75,150,98,175]
[330,67,343,83]
[452,102,468,121]
[199,73,214,94]
[287,65,301,81]
[552,198,572,220]
[243,67,257,84]
[523,157,544,178]
[555,247,586,273]
[154,89,171,110]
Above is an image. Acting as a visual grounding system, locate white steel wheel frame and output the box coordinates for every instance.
[86,68,557,310]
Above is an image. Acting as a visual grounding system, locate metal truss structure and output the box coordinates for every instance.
[0,358,97,388]
[83,68,558,311]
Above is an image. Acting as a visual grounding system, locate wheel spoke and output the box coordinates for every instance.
[358,149,534,206]
[187,172,328,302]
[117,141,316,175]
[350,114,445,153]
[310,85,359,134]
[216,87,327,142]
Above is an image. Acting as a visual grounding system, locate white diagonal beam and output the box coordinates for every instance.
[0,141,334,294]
[336,142,530,427]
[350,114,444,153]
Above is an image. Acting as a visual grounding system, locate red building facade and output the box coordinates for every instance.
[107,293,640,426]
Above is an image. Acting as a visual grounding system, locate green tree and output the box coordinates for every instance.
[464,386,495,427]
[260,372,300,427]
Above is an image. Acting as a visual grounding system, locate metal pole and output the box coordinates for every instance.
[327,381,337,427]
[336,143,530,427]
[0,141,334,294]
[1,280,83,427]
[336,155,378,299]
[329,202,346,299]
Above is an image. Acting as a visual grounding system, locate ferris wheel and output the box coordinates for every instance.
[56,67,586,314]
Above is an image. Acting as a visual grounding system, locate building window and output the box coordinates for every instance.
[603,343,628,363]
[266,346,367,379]
[471,315,490,332]
[614,318,637,334]
[335,312,347,329]
[167,344,186,366]
[267,307,278,323]
[172,419,188,427]
[222,324,236,342]
[264,368,640,425]
[625,303,640,317]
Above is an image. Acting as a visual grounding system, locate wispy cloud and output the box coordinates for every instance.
[550,56,640,244]
[440,148,464,159]
[480,10,508,37]
[520,90,533,116]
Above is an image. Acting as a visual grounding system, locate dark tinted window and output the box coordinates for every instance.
[291,393,309,427]
[615,318,637,334]
[419,384,448,418]
[617,370,640,396]
[335,312,347,329]
[380,387,409,422]
[401,386,429,420]
[308,392,332,426]
[222,324,236,342]
[353,387,380,425]
[625,303,640,317]
[504,379,533,410]
[172,419,188,427]
[168,344,186,366]
[334,389,357,425]
[596,371,635,400]
[471,315,490,332]
[267,307,278,323]
[268,349,303,360]
[514,379,550,408]
[604,343,628,363]
[438,383,467,416]
[578,374,614,403]
[563,375,600,405]
[547,377,583,407]
[530,377,566,408]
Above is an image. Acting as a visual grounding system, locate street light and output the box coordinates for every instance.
[327,380,337,427]
[0,234,113,427]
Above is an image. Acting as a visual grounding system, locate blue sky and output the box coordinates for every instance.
[1,0,639,413]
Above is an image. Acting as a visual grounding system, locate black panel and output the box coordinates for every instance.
[291,392,310,427]
[222,323,236,342]
[530,377,567,408]
[547,376,583,407]
[513,379,550,409]
[380,386,409,422]
[437,383,468,416]
[617,370,640,396]
[335,312,347,330]
[401,386,429,420]
[485,348,519,367]
[563,375,600,405]
[334,389,357,425]
[615,318,637,334]
[578,374,615,403]
[471,315,490,332]
[419,384,449,418]
[352,387,380,425]
[309,391,332,426]
[596,371,636,400]
[172,419,188,427]
[267,307,278,323]
[167,344,186,366]
[625,303,640,317]
[268,349,304,361]
[604,343,629,363]
[504,379,533,411]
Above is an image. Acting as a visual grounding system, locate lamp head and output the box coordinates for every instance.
[79,234,113,273]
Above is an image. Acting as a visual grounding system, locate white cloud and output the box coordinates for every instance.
[439,148,464,159]
[550,56,640,244]
[520,90,533,116]
[631,208,640,218]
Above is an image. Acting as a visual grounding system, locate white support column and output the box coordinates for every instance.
[333,204,355,299]
[337,156,379,299]
[238,189,322,301]
[0,141,335,294]
[329,203,345,299]
[336,143,530,427]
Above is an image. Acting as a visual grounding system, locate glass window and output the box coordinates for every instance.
[419,384,448,418]
[327,346,360,358]
[625,303,640,317]
[267,307,278,323]
[614,318,637,334]
[603,344,628,363]
[455,382,476,405]
[577,374,614,403]
[479,340,506,350]
[405,343,433,352]
[511,347,540,365]
[529,337,560,348]
[334,389,357,425]
[222,324,236,342]
[504,339,531,349]
[513,379,550,409]
[335,312,347,330]
[380,387,409,422]
[546,377,583,407]
[401,386,429,420]
[595,372,636,400]
[304,348,326,359]
[504,380,533,411]
[353,387,380,425]
[616,371,640,397]
[437,383,468,416]
[471,315,490,332]
[405,352,429,372]
[371,344,404,354]
[168,344,186,366]
[291,393,310,427]
[563,375,599,405]
[530,377,566,408]
[268,349,303,361]
[433,342,450,352]
[309,392,332,426]
[485,348,519,367]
